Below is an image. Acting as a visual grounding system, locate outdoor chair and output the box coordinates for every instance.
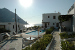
[6,33,19,39]
[6,33,11,39]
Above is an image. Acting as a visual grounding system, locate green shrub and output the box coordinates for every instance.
[23,34,53,50]
[60,32,68,39]
[72,33,75,37]
[46,29,53,34]
[60,32,75,39]
[50,26,54,30]
[23,46,31,50]
[45,26,54,34]
[61,41,75,50]
[46,29,51,34]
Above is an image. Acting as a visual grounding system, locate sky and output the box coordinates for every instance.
[0,0,75,25]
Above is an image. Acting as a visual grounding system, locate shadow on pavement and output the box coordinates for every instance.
[0,39,18,49]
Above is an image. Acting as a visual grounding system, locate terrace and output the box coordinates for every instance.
[58,14,74,32]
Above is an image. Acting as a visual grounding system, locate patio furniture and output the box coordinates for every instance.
[12,34,20,39]
[26,37,35,40]
[6,33,10,37]
[6,33,19,39]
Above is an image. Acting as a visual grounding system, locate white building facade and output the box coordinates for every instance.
[0,22,26,34]
[67,2,75,32]
[42,13,61,29]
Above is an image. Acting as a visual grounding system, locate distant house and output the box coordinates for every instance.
[42,12,61,29]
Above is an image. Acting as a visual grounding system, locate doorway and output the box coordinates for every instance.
[45,23,47,28]
[56,23,59,27]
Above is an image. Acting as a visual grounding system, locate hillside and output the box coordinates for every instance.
[34,24,42,26]
[0,8,27,24]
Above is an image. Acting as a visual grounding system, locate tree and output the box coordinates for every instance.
[58,15,72,32]
[58,15,72,22]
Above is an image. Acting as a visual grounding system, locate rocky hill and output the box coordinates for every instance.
[0,8,27,24]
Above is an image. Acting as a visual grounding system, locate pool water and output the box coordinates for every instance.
[26,30,45,35]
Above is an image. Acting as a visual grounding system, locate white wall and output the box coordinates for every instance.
[68,8,74,14]
[73,2,75,32]
[42,13,60,29]
[0,22,26,34]
[62,20,71,31]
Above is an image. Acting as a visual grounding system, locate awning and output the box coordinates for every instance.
[60,14,73,17]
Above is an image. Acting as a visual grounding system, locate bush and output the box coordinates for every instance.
[46,29,51,34]
[60,32,68,39]
[60,32,75,39]
[50,26,54,30]
[46,26,54,34]
[23,34,53,50]
[72,33,75,37]
[61,41,75,50]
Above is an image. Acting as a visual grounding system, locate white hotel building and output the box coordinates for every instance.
[42,12,61,29]
[42,2,75,32]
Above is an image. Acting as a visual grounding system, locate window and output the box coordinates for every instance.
[48,16,49,18]
[13,25,14,29]
[53,23,54,25]
[48,23,49,25]
[53,16,56,19]
[18,25,19,27]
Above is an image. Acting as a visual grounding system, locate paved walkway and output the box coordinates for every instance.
[49,30,61,50]
[0,38,22,50]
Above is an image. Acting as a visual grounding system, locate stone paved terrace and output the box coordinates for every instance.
[49,30,61,50]
[0,30,45,50]
[0,38,22,50]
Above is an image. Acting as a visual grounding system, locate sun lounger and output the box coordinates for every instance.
[6,33,19,39]
[6,33,10,37]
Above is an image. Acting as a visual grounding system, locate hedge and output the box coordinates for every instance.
[59,32,75,39]
[46,26,54,34]
[61,41,75,50]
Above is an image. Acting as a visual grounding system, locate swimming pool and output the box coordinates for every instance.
[26,30,45,36]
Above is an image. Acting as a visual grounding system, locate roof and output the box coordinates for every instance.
[60,14,74,16]
[43,12,61,15]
